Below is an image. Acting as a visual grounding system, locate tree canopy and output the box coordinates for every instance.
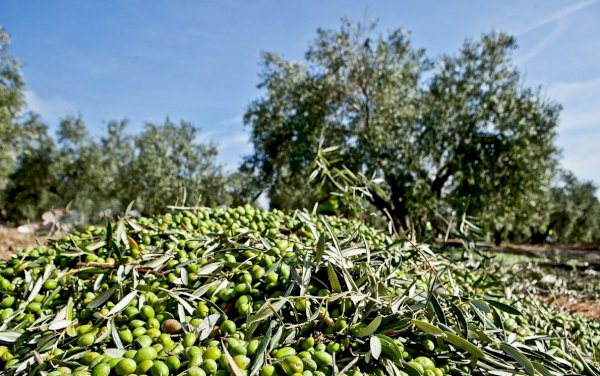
[243,20,563,241]
[0,26,25,192]
[1,116,245,222]
[548,171,600,244]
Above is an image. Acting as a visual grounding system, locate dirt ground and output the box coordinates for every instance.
[495,243,600,266]
[494,243,600,320]
[547,297,600,320]
[0,226,46,259]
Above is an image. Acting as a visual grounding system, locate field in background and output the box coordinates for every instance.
[489,250,600,320]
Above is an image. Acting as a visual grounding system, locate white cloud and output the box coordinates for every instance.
[216,131,250,151]
[199,115,245,143]
[545,78,600,135]
[556,130,600,187]
[517,0,599,35]
[513,0,598,65]
[219,115,244,127]
[23,89,77,122]
[558,109,600,132]
[211,130,253,171]
[547,78,600,104]
[514,19,567,65]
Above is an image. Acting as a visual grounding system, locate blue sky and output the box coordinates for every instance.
[2,0,600,187]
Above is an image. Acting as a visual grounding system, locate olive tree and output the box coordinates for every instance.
[548,171,600,244]
[54,118,234,219]
[1,114,58,221]
[119,119,228,215]
[0,26,25,193]
[243,20,561,240]
[0,26,62,221]
[2,114,237,223]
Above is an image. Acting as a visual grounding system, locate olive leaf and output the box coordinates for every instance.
[370,335,382,359]
[485,299,522,316]
[197,314,221,342]
[248,323,273,376]
[48,320,72,331]
[221,339,245,376]
[0,331,22,344]
[327,263,342,293]
[500,343,535,376]
[196,262,223,276]
[106,290,137,317]
[444,331,485,360]
[143,254,172,269]
[110,319,124,349]
[413,320,445,337]
[248,299,287,324]
[103,348,126,358]
[355,315,382,337]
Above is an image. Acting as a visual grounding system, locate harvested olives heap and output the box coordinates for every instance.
[0,206,599,376]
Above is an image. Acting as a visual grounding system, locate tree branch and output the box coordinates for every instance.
[75,262,164,275]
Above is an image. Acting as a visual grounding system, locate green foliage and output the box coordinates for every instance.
[244,20,427,214]
[0,27,64,221]
[244,19,561,241]
[2,115,57,220]
[548,171,600,244]
[423,34,559,241]
[54,115,119,220]
[0,26,25,192]
[1,115,248,223]
[121,119,228,213]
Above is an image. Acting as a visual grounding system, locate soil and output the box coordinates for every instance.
[494,243,600,266]
[546,296,600,321]
[0,226,47,260]
[492,243,600,320]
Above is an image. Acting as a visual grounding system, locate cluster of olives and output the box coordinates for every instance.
[445,261,600,366]
[0,206,598,375]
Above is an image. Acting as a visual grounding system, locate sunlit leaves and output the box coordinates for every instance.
[245,20,563,242]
